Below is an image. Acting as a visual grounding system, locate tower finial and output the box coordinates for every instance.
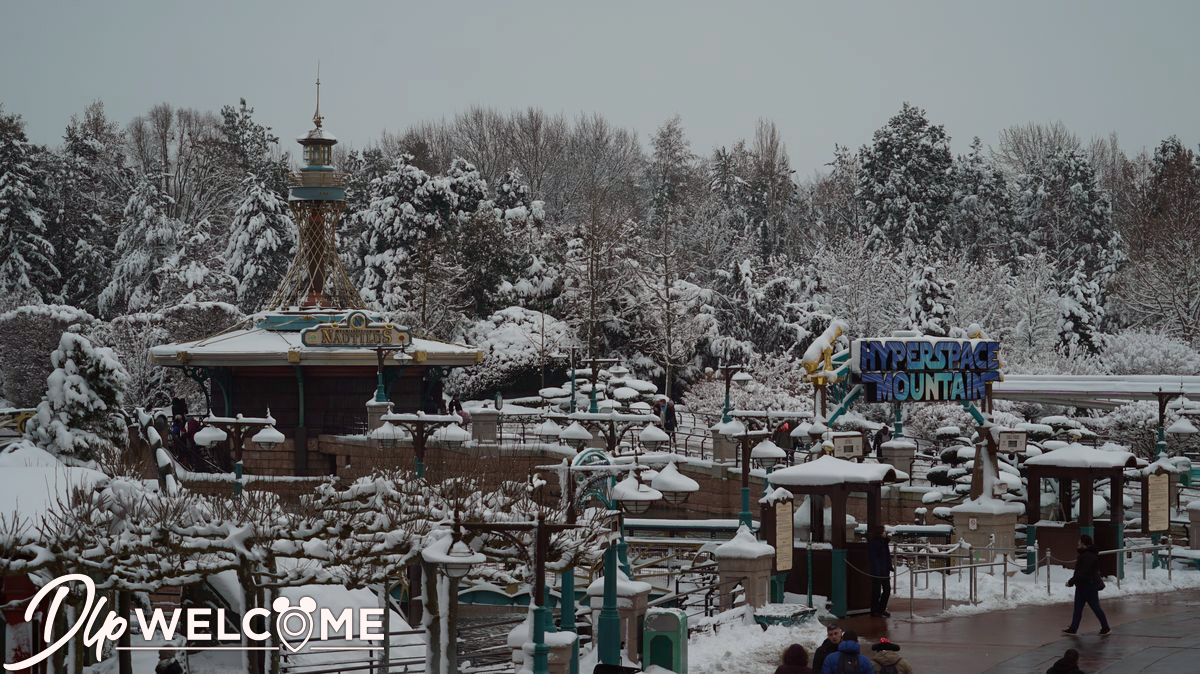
[313,61,323,129]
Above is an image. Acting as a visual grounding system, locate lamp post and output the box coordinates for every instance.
[737,429,771,527]
[583,356,620,414]
[194,410,277,495]
[382,410,467,477]
[714,363,750,423]
[752,438,786,496]
[373,344,410,404]
[452,513,578,674]
[551,346,581,413]
[1155,389,1196,459]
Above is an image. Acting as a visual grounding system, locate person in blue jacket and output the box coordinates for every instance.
[820,630,875,674]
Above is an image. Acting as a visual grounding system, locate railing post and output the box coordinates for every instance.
[909,569,915,619]
[1167,536,1173,582]
[940,570,946,612]
[1046,553,1051,596]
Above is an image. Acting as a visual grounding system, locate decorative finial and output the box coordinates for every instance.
[313,62,323,129]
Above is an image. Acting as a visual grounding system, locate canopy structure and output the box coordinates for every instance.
[993,375,1200,410]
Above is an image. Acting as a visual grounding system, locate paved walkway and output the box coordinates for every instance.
[839,588,1200,672]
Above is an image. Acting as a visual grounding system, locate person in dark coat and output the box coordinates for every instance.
[774,643,813,674]
[1046,647,1083,674]
[869,638,913,674]
[812,624,844,672]
[1063,534,1110,635]
[872,426,890,457]
[820,630,874,674]
[155,648,184,674]
[867,525,894,617]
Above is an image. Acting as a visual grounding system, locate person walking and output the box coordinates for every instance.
[1046,648,1084,674]
[819,630,874,674]
[774,643,814,674]
[868,638,912,674]
[1063,534,1110,636]
[872,425,890,457]
[812,624,844,672]
[663,399,678,446]
[868,525,894,617]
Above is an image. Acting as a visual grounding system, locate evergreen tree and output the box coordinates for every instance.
[748,121,795,260]
[99,177,182,316]
[1058,263,1105,355]
[0,107,56,307]
[25,330,130,462]
[210,99,289,197]
[225,175,297,311]
[906,265,956,337]
[1013,148,1121,285]
[857,103,954,251]
[948,137,1013,262]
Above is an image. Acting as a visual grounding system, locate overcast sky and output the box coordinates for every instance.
[3,0,1198,176]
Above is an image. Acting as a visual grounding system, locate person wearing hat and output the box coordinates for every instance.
[869,638,913,674]
[155,648,183,674]
[820,629,874,674]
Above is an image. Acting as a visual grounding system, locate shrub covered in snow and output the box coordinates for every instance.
[24,330,129,461]
[446,306,576,399]
[1100,330,1200,376]
[0,303,95,406]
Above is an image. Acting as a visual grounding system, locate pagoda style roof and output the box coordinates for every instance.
[149,323,482,368]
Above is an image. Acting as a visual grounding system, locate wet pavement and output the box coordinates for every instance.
[837,588,1200,672]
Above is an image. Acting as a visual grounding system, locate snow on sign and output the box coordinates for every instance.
[850,337,1002,403]
[300,311,411,348]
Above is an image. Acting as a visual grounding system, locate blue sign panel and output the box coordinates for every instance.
[851,338,1001,403]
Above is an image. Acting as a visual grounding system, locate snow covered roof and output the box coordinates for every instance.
[1024,443,1137,469]
[148,324,481,367]
[994,375,1200,410]
[767,455,907,487]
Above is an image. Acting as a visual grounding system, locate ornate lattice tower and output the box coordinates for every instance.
[268,77,365,311]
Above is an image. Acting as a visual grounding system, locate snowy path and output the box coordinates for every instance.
[842,586,1200,672]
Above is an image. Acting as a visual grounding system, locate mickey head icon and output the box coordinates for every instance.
[272,596,317,652]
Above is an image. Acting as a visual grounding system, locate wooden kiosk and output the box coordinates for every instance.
[1024,444,1138,578]
[767,455,906,617]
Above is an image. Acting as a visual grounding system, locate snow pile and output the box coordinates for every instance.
[714,525,774,560]
[611,475,662,502]
[686,612,826,674]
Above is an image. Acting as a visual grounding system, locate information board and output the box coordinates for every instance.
[1147,472,1170,533]
[775,500,793,572]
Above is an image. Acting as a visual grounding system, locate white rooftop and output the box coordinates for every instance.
[768,455,907,487]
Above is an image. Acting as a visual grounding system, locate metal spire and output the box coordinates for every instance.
[313,62,323,129]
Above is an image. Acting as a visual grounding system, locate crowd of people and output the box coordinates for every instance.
[774,624,913,674]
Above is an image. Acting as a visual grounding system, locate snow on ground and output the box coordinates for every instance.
[687,612,827,674]
[893,556,1200,618]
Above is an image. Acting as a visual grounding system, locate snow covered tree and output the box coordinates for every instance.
[0,107,56,307]
[210,98,289,197]
[99,177,182,316]
[947,137,1013,262]
[224,174,297,311]
[857,103,954,251]
[1058,263,1105,356]
[1013,148,1122,286]
[906,265,956,337]
[1003,253,1060,357]
[0,304,95,407]
[25,330,130,463]
[748,120,796,260]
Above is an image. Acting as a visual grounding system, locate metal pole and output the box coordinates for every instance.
[807,532,813,609]
[1168,536,1173,582]
[531,518,551,674]
[721,368,732,423]
[909,568,914,618]
[561,568,578,674]
[940,571,946,612]
[380,582,391,674]
[1046,553,1051,596]
[598,546,621,665]
[739,437,752,528]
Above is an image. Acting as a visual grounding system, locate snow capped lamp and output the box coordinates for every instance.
[252,425,286,451]
[1166,416,1199,436]
[535,419,563,442]
[424,533,487,580]
[559,421,593,450]
[651,461,700,505]
[608,364,630,378]
[732,370,753,388]
[751,439,787,469]
[1166,394,1191,413]
[639,423,670,451]
[193,425,228,448]
[371,421,402,449]
[611,475,662,515]
[433,423,471,450]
